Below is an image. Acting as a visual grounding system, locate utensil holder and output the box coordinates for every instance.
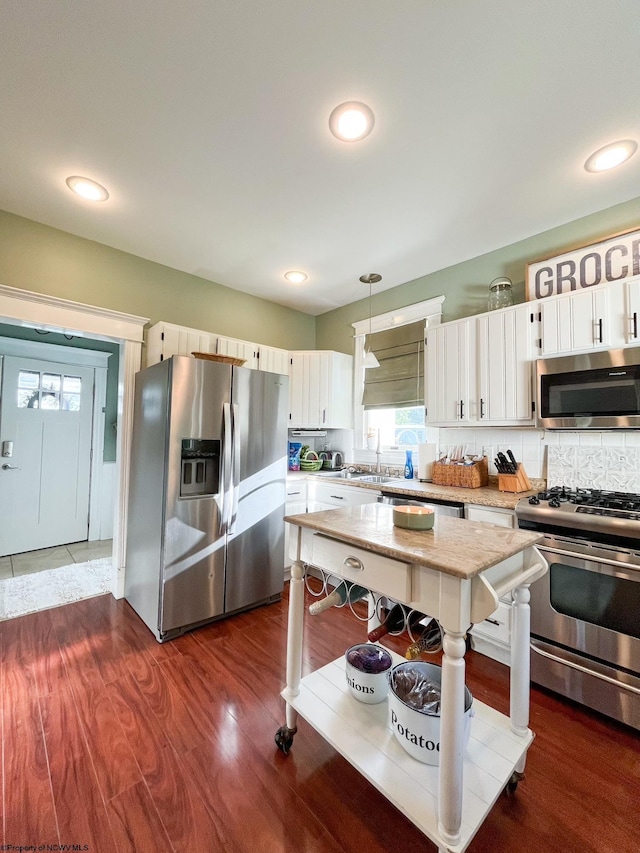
[498,464,532,493]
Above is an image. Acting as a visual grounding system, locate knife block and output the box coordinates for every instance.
[498,464,532,493]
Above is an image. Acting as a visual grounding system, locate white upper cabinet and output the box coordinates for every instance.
[538,287,611,355]
[288,350,353,429]
[476,304,533,423]
[426,305,534,426]
[425,318,475,424]
[145,323,289,374]
[216,335,260,370]
[145,322,214,367]
[258,344,290,376]
[621,276,640,345]
[216,336,289,374]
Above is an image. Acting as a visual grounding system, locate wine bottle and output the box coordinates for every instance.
[405,620,442,659]
[367,604,426,642]
[308,582,369,615]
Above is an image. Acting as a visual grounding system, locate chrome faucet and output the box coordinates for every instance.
[375,429,382,473]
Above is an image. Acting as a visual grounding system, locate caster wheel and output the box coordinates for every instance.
[275,725,297,754]
[506,770,524,793]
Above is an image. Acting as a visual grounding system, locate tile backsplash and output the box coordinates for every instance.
[546,445,640,491]
[438,427,640,485]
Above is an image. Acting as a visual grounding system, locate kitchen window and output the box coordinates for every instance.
[351,296,444,454]
[362,321,425,448]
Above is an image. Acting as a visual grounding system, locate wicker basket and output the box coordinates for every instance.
[192,352,246,367]
[431,457,488,489]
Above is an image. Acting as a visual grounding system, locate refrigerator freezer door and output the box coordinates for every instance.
[225,367,288,614]
[160,357,231,636]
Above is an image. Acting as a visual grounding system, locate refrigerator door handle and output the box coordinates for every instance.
[229,403,240,532]
[222,402,233,532]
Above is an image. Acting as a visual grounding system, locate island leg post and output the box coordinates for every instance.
[510,583,531,775]
[276,526,304,753]
[437,628,467,848]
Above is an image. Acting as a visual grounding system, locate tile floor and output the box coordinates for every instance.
[0,539,113,579]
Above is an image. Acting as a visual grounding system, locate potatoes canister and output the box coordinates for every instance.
[388,661,473,764]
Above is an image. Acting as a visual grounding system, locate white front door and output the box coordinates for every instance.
[0,355,95,556]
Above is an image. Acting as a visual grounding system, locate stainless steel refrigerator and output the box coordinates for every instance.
[124,355,288,642]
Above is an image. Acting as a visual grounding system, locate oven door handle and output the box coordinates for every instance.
[538,542,639,568]
[530,639,640,697]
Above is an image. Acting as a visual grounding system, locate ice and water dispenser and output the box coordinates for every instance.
[180,438,220,498]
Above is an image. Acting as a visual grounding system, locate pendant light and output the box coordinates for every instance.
[359,273,382,368]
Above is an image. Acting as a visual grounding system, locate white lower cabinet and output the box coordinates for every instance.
[284,479,307,573]
[465,504,516,665]
[306,481,381,512]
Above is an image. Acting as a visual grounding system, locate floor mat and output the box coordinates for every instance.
[0,557,111,620]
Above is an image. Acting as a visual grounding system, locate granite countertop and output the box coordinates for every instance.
[305,472,544,510]
[284,503,543,579]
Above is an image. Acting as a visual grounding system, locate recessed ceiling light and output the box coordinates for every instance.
[584,140,637,173]
[329,102,375,142]
[284,270,308,284]
[65,175,109,201]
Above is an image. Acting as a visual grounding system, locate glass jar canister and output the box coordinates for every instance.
[487,277,514,311]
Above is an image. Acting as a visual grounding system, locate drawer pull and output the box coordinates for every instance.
[330,495,345,500]
[287,490,301,496]
[485,617,501,626]
[343,556,364,571]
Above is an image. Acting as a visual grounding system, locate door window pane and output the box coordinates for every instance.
[62,375,81,411]
[40,373,61,409]
[17,370,41,408]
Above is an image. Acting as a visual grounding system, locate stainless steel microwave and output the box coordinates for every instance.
[536,347,640,429]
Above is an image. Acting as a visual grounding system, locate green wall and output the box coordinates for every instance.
[0,210,316,350]
[0,323,119,461]
[316,196,640,354]
[2,198,639,366]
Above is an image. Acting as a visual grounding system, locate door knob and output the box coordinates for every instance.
[1,464,20,470]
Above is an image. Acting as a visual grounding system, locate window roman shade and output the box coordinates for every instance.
[362,320,425,410]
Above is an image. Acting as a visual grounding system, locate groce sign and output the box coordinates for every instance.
[526,226,640,301]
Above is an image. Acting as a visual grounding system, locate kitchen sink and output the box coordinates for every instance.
[356,475,401,484]
[311,470,368,480]
[309,471,403,485]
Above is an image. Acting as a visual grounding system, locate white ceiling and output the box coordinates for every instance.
[0,1,638,316]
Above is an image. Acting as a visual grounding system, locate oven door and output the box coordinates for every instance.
[530,538,640,728]
[531,540,640,671]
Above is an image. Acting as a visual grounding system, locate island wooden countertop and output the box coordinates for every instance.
[285,503,543,579]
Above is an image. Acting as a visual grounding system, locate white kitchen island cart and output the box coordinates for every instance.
[276,503,547,853]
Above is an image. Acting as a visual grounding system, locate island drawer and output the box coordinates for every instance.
[309,533,412,602]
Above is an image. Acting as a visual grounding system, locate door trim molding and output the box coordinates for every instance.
[0,283,148,598]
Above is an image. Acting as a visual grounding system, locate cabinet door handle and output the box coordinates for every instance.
[322,408,326,423]
[343,556,364,571]
[633,312,638,339]
[480,398,485,418]
[330,495,345,500]
[485,617,501,626]
[596,318,603,343]
[459,399,464,418]
[288,491,301,496]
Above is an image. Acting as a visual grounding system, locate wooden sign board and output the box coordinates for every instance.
[526,226,640,301]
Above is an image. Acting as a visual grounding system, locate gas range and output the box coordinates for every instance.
[516,486,640,548]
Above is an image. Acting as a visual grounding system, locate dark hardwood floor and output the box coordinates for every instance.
[2,584,639,853]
